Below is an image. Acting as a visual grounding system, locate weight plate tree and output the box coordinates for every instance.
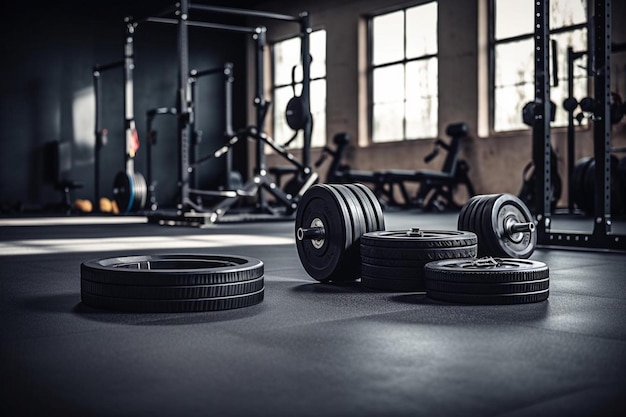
[424,257,549,304]
[81,254,264,312]
[360,229,477,292]
[457,193,536,258]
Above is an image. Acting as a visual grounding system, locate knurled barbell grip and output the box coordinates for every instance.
[297,227,326,241]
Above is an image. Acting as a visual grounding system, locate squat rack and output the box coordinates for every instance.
[533,0,625,250]
[128,1,317,224]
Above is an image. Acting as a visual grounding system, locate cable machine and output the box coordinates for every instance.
[533,0,625,250]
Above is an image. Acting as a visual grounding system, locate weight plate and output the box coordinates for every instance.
[360,276,425,292]
[572,157,591,212]
[457,195,481,232]
[360,245,478,262]
[113,171,134,213]
[425,277,549,295]
[333,184,367,245]
[361,263,424,280]
[426,288,549,304]
[345,184,377,233]
[489,194,536,258]
[81,254,264,286]
[352,183,386,231]
[475,195,501,257]
[81,276,264,300]
[424,257,549,283]
[295,184,354,282]
[132,172,148,211]
[361,230,477,249]
[81,288,265,312]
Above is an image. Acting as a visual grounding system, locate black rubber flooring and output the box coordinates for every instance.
[1,211,625,416]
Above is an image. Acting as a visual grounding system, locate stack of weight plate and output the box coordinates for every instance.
[424,257,549,304]
[359,229,478,292]
[80,254,265,312]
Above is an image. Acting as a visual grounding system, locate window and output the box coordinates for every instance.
[369,2,438,142]
[491,0,587,132]
[272,30,326,149]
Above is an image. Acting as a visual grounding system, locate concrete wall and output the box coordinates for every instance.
[250,0,626,206]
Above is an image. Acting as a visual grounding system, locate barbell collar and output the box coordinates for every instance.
[297,226,326,241]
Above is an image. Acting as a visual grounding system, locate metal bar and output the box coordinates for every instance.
[533,0,551,234]
[177,0,192,210]
[190,3,299,22]
[253,28,268,210]
[592,0,612,237]
[93,71,102,207]
[123,19,136,174]
[94,60,124,73]
[566,47,575,212]
[300,12,312,172]
[144,16,258,33]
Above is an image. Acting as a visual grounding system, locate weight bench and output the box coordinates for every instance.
[376,122,475,210]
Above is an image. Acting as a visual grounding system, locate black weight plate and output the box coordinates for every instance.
[345,184,377,233]
[113,171,134,213]
[581,158,596,216]
[489,193,536,258]
[426,288,549,304]
[464,194,489,235]
[476,195,502,257]
[361,230,477,249]
[352,183,386,231]
[360,276,425,292]
[457,195,481,232]
[81,288,265,312]
[81,276,264,300]
[81,254,264,286]
[424,258,549,283]
[361,263,424,280]
[333,184,367,244]
[295,184,353,282]
[360,245,478,263]
[572,157,592,213]
[425,277,549,295]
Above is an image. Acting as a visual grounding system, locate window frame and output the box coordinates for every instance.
[488,0,588,133]
[367,1,439,143]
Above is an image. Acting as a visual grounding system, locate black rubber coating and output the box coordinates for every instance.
[424,258,549,283]
[360,245,477,262]
[81,254,264,286]
[81,289,265,312]
[426,288,549,305]
[457,195,481,232]
[295,184,354,282]
[361,230,477,249]
[352,183,385,231]
[81,276,265,300]
[425,277,549,295]
[345,184,377,233]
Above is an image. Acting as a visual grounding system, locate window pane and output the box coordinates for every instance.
[406,2,437,58]
[373,102,404,142]
[551,0,586,29]
[494,83,534,132]
[310,30,326,80]
[273,37,300,86]
[406,58,438,138]
[273,86,295,145]
[372,11,404,65]
[494,39,534,87]
[495,0,533,39]
[373,65,404,104]
[551,28,587,127]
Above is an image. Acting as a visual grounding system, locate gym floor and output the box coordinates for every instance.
[1,210,625,416]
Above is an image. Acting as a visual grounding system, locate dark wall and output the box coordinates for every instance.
[0,1,251,212]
